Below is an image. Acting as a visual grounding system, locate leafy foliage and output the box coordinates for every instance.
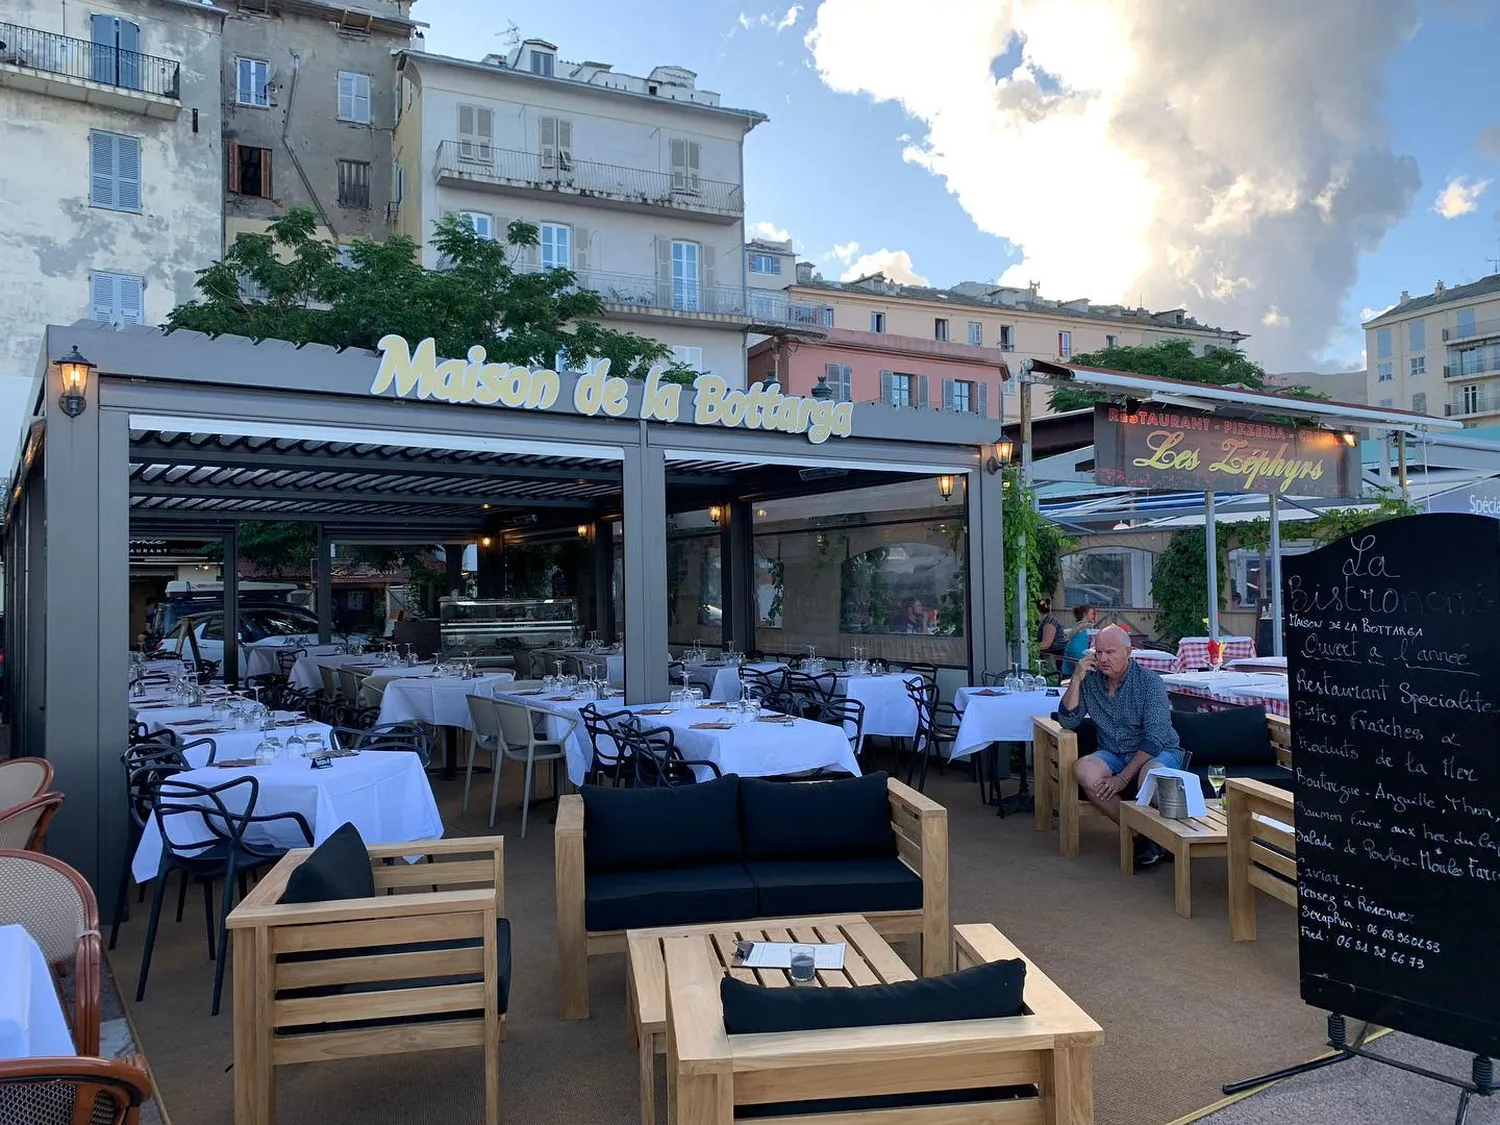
[1228,494,1419,555]
[1150,526,1228,646]
[1002,468,1076,663]
[1049,339,1313,413]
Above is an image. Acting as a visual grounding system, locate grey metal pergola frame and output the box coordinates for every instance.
[4,321,1009,908]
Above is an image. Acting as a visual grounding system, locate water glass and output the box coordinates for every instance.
[788,944,816,984]
[304,732,327,758]
[254,735,282,765]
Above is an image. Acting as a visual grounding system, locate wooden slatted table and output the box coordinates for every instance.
[1118,801,1228,918]
[625,914,910,1125]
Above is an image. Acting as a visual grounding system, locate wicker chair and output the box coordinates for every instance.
[0,793,64,851]
[0,851,102,1056]
[0,758,52,809]
[0,1056,154,1125]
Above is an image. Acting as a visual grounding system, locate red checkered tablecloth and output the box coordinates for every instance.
[1175,635,1255,671]
[1161,671,1286,715]
[1215,682,1290,717]
[1131,649,1178,673]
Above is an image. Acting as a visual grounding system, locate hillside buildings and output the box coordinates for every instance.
[1363,274,1500,424]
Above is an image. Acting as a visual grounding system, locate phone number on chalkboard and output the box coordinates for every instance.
[1332,934,1425,970]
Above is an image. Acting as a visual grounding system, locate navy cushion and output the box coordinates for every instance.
[747,858,922,918]
[1171,706,1273,767]
[721,957,1027,1035]
[1051,715,1098,756]
[281,822,374,904]
[585,863,756,932]
[582,774,743,873]
[738,1087,1036,1118]
[739,773,896,862]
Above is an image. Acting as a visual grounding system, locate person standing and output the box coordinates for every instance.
[1036,599,1065,655]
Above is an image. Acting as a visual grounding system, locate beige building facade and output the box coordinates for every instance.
[1363,274,1500,424]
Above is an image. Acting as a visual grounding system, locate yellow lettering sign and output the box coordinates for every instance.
[1132,430,1201,472]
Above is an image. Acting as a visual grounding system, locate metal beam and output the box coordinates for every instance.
[622,443,669,704]
[129,508,484,530]
[130,481,596,509]
[223,524,240,683]
[315,525,332,644]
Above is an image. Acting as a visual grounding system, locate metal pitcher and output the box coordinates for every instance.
[1155,774,1189,820]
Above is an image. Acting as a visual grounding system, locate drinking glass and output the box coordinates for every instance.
[285,730,306,758]
[254,735,282,765]
[304,732,328,758]
[1207,767,1227,808]
[788,945,816,984]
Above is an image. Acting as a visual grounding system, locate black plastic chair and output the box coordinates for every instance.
[899,662,938,685]
[108,745,188,951]
[816,697,866,762]
[275,647,306,677]
[741,666,786,697]
[620,717,721,788]
[137,775,313,1016]
[784,671,837,717]
[904,680,961,792]
[980,670,1006,687]
[330,720,435,767]
[578,703,634,786]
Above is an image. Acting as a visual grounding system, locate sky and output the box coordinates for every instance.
[417,0,1500,374]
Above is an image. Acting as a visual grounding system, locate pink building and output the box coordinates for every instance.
[748,328,1011,418]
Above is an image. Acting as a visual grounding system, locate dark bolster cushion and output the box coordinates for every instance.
[739,772,896,862]
[739,1087,1036,1119]
[585,863,756,932]
[281,821,375,904]
[721,956,1027,1035]
[747,858,922,918]
[582,773,743,873]
[1051,715,1099,756]
[1171,705,1273,767]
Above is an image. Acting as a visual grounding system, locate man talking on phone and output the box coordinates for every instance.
[1056,624,1185,869]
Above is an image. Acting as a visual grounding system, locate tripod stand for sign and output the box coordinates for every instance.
[1224,1013,1495,1123]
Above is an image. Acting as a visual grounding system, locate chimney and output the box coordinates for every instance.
[1435,280,1445,295]
[1400,290,1410,303]
[795,261,814,284]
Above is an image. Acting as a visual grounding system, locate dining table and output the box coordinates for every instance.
[683,660,787,702]
[1160,670,1287,712]
[375,671,517,730]
[242,636,333,679]
[1175,635,1256,671]
[0,924,74,1059]
[834,671,923,741]
[538,648,625,686]
[947,686,1064,761]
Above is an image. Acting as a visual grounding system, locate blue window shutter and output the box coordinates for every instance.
[879,370,893,405]
[977,380,988,419]
[117,20,140,90]
[115,135,141,211]
[90,15,115,84]
[119,275,144,324]
[91,274,116,322]
[941,377,954,410]
[917,374,929,407]
[90,131,115,208]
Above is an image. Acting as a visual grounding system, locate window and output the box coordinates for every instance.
[236,57,270,107]
[671,345,704,371]
[946,379,973,412]
[337,71,371,124]
[237,270,268,300]
[90,272,143,325]
[540,116,573,174]
[1457,308,1477,340]
[670,138,701,193]
[882,372,922,407]
[540,222,572,270]
[337,159,370,208]
[1106,334,1118,348]
[934,318,949,342]
[1376,362,1393,382]
[89,130,141,212]
[1409,320,1426,352]
[1463,385,1480,413]
[529,49,554,77]
[1061,547,1156,609]
[670,240,700,311]
[1379,397,1395,408]
[89,14,141,90]
[823,363,852,402]
[1410,355,1426,376]
[999,324,1015,351]
[1058,330,1072,357]
[392,162,403,204]
[840,538,964,637]
[870,311,885,333]
[393,80,402,124]
[457,104,494,163]
[1458,347,1484,377]
[748,253,781,275]
[967,321,982,346]
[228,142,271,197]
[1375,326,1392,358]
[457,211,492,239]
[819,306,833,327]
[1412,392,1427,414]
[336,245,355,268]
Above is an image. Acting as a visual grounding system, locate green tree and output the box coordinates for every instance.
[1150,526,1228,645]
[1001,468,1076,662]
[1049,339,1283,413]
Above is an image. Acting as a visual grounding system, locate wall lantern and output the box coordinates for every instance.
[1339,431,1359,447]
[937,474,957,502]
[57,345,95,418]
[576,524,590,539]
[708,504,724,526]
[985,437,1016,474]
[479,536,493,549]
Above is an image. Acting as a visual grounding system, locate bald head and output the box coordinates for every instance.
[1093,624,1132,682]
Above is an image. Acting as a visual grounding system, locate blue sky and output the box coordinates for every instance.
[421,0,1500,374]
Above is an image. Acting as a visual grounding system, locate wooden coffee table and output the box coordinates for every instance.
[1118,800,1228,918]
[625,914,912,1125]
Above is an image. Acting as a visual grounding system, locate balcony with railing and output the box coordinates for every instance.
[1447,392,1500,418]
[1442,350,1500,379]
[514,261,751,325]
[434,141,743,224]
[744,291,833,333]
[0,21,181,117]
[1443,317,1500,344]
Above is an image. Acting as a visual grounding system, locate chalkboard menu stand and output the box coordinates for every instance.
[1222,514,1500,1122]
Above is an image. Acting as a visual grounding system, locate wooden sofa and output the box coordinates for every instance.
[1034,710,1291,857]
[665,922,1102,1125]
[227,836,508,1125]
[556,773,949,1020]
[1226,778,1296,940]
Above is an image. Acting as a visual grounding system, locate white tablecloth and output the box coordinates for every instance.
[289,653,397,693]
[376,673,516,729]
[836,673,922,738]
[132,749,441,882]
[244,636,328,679]
[0,925,74,1060]
[685,661,787,702]
[539,649,624,685]
[948,688,1063,760]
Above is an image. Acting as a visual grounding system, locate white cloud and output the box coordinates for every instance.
[838,248,928,286]
[829,240,860,263]
[749,220,791,242]
[735,6,803,34]
[1433,175,1491,219]
[1359,304,1393,323]
[1261,307,1288,327]
[804,0,1423,369]
[776,4,804,31]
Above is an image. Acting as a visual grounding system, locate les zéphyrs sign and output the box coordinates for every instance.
[1092,403,1355,498]
[368,334,854,445]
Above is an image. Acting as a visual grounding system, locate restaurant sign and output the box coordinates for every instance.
[1092,403,1355,498]
[368,335,854,444]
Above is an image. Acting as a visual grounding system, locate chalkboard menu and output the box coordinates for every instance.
[1284,513,1500,1056]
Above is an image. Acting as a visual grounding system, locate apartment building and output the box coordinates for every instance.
[220,0,418,252]
[392,39,766,384]
[751,267,1246,420]
[1363,274,1500,424]
[0,0,224,386]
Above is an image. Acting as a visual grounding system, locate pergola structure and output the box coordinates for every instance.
[4,321,1007,904]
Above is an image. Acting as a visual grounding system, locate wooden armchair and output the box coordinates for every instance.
[1227,778,1296,941]
[665,922,1101,1125]
[0,1055,154,1125]
[0,851,102,1056]
[227,837,507,1125]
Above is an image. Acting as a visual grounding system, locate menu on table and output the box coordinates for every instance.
[1284,513,1500,1056]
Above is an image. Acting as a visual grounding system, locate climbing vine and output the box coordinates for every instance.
[1002,467,1075,649]
[1150,526,1227,645]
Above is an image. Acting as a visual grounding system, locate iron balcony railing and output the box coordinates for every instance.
[1443,318,1500,343]
[434,141,744,217]
[0,21,180,99]
[745,291,834,328]
[1442,352,1500,379]
[1448,395,1497,417]
[514,261,749,318]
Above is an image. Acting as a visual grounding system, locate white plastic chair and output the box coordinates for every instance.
[492,699,576,836]
[463,693,504,817]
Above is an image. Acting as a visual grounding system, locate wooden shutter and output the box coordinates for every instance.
[227,141,240,194]
[116,135,141,210]
[557,119,573,171]
[90,130,116,207]
[656,237,672,304]
[702,243,717,294]
[539,115,556,169]
[354,74,371,123]
[257,146,271,201]
[119,275,144,324]
[917,374,929,407]
[686,141,700,190]
[669,138,686,188]
[90,273,116,322]
[475,107,493,160]
[879,370,893,405]
[338,72,354,120]
[90,15,114,84]
[977,380,989,419]
[942,378,954,410]
[116,19,140,90]
[573,225,590,273]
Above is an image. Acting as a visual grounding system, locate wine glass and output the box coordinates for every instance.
[1207,766,1227,809]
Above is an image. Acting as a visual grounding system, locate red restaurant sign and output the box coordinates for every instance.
[1093,403,1356,498]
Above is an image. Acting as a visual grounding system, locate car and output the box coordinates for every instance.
[158,606,359,669]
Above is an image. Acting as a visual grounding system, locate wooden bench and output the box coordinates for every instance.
[1118,801,1227,918]
[227,837,508,1125]
[1227,778,1296,941]
[556,776,948,1021]
[1033,712,1291,857]
[664,921,1101,1124]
